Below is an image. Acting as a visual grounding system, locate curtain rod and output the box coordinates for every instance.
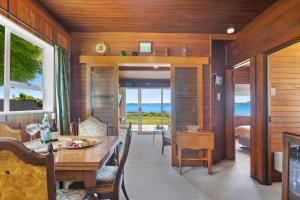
[0,7,54,45]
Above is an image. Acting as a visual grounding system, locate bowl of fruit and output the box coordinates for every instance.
[63,138,100,149]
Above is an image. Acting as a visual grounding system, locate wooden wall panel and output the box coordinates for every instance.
[70,32,211,122]
[228,0,300,66]
[0,0,71,49]
[211,41,227,162]
[234,66,250,84]
[71,32,210,57]
[268,42,300,153]
[235,116,250,127]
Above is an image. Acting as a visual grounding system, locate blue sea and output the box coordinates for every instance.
[126,102,250,116]
[126,103,171,113]
[235,102,250,116]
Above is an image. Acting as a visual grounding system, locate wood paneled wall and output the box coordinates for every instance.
[268,42,300,153]
[234,66,250,84]
[0,0,70,141]
[70,32,211,122]
[235,116,250,127]
[0,0,71,49]
[211,41,227,162]
[228,0,300,66]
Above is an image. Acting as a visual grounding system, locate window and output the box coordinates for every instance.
[235,84,250,116]
[0,15,54,113]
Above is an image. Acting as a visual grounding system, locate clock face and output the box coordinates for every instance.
[95,42,108,55]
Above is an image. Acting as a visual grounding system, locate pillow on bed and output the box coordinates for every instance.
[235,125,250,138]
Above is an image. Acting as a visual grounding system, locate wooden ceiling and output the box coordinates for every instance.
[38,0,277,33]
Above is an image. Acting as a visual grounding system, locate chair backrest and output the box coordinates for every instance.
[0,138,55,200]
[113,123,132,196]
[69,121,79,136]
[0,123,22,141]
[78,116,108,137]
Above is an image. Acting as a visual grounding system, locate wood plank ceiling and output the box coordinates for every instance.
[38,0,277,33]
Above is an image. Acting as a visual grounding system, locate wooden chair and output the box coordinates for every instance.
[69,123,132,200]
[69,121,79,136]
[95,123,132,200]
[162,125,171,154]
[0,122,22,141]
[0,138,86,200]
[70,116,108,136]
[0,137,56,200]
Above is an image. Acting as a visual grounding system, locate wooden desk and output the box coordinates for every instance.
[25,136,119,200]
[177,131,214,174]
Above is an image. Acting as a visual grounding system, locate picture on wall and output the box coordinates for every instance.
[139,42,152,54]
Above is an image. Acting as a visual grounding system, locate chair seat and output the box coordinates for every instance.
[68,166,118,191]
[56,189,86,200]
[96,165,118,183]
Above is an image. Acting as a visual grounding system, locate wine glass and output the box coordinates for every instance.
[26,123,40,148]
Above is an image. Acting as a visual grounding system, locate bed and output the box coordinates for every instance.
[235,125,250,148]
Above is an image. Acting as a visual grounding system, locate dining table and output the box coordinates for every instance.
[24,135,119,200]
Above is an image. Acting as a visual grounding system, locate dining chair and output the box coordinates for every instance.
[0,122,22,141]
[161,124,171,154]
[69,121,79,136]
[0,138,86,200]
[95,123,132,200]
[0,137,56,200]
[69,123,132,200]
[70,116,108,137]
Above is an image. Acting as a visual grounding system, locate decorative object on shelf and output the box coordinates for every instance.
[164,48,169,56]
[132,51,139,56]
[94,41,109,55]
[119,50,126,56]
[139,41,152,54]
[214,74,223,86]
[187,125,199,132]
[181,46,188,56]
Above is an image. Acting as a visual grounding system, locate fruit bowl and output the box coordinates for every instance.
[62,138,100,149]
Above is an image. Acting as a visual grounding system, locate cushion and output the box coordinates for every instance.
[56,189,85,200]
[0,150,48,200]
[96,166,118,184]
[79,117,107,137]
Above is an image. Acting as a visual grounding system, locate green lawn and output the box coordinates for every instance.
[126,112,170,125]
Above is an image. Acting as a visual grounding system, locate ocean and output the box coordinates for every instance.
[126,103,171,113]
[126,102,250,116]
[235,102,250,116]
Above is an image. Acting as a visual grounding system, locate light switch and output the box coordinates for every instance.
[217,92,221,101]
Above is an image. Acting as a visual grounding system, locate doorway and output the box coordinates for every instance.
[124,87,171,133]
[234,62,251,172]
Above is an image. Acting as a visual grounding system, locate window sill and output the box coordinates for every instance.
[0,110,53,115]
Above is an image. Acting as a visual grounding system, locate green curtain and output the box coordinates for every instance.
[55,45,70,135]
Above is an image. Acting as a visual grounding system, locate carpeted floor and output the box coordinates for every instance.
[120,133,281,200]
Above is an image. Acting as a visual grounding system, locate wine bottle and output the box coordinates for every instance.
[50,113,58,141]
[40,114,51,143]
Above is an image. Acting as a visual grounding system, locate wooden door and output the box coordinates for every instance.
[171,65,203,166]
[86,65,119,135]
[225,68,235,160]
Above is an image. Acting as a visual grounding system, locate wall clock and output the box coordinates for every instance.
[95,41,109,55]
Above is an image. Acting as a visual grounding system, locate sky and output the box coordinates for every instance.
[235,95,250,103]
[126,88,171,104]
[0,73,43,99]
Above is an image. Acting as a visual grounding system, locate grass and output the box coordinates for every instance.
[126,112,170,125]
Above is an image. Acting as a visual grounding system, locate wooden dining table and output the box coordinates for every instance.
[25,136,119,200]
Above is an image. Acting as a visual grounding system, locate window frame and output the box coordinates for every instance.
[0,15,54,114]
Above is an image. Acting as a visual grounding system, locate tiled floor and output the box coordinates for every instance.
[121,134,281,200]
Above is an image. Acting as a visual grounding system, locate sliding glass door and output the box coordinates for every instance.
[125,88,170,133]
